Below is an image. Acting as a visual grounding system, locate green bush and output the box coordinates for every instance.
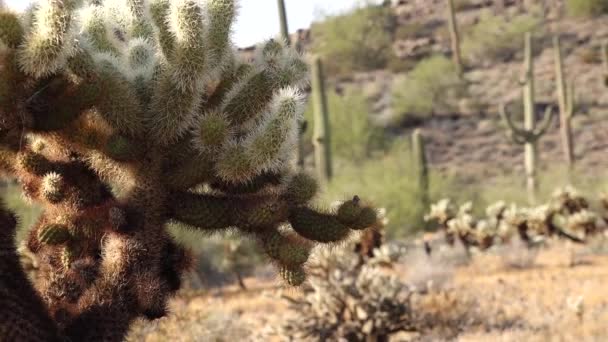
[304,88,386,162]
[391,55,468,125]
[566,0,608,16]
[310,2,395,76]
[462,11,541,62]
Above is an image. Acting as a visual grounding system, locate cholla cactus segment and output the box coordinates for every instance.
[551,186,588,214]
[41,172,65,203]
[425,198,457,225]
[192,110,233,152]
[0,9,24,48]
[19,0,76,78]
[284,173,318,206]
[486,200,507,220]
[566,210,600,235]
[38,224,72,245]
[279,264,306,286]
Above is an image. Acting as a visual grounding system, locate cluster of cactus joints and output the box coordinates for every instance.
[0,1,379,340]
[499,32,554,204]
[311,56,333,183]
[553,36,577,169]
[426,186,606,253]
[446,0,463,75]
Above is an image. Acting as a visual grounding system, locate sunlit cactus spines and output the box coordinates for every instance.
[0,1,379,339]
[500,32,554,204]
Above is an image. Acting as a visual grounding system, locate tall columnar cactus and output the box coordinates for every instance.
[602,41,608,87]
[500,32,554,203]
[277,0,289,47]
[446,0,463,75]
[0,1,378,340]
[553,36,576,169]
[412,129,429,209]
[311,56,333,183]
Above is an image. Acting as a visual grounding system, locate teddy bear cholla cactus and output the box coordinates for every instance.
[281,245,415,341]
[0,1,378,340]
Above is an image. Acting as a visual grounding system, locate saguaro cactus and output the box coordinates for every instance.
[602,41,608,87]
[277,0,290,46]
[553,36,576,168]
[311,56,333,182]
[447,0,463,75]
[0,1,378,340]
[412,129,430,209]
[500,32,554,203]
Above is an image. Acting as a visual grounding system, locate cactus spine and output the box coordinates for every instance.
[447,0,463,75]
[311,57,333,183]
[412,129,430,209]
[500,32,554,203]
[553,36,576,169]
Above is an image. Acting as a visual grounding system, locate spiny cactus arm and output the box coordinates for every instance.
[0,204,62,341]
[206,0,236,67]
[168,191,289,231]
[288,203,378,243]
[215,87,304,183]
[0,8,24,48]
[18,0,76,78]
[149,0,175,59]
[499,103,530,145]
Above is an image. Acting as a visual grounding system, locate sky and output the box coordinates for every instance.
[3,0,368,47]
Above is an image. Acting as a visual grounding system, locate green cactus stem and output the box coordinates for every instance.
[311,56,333,183]
[499,32,554,204]
[412,129,430,209]
[277,0,290,46]
[446,0,463,75]
[602,41,608,87]
[553,36,576,169]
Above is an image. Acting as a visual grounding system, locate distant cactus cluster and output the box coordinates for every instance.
[426,186,608,253]
[0,0,378,340]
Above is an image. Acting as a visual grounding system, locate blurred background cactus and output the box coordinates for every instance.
[500,32,554,204]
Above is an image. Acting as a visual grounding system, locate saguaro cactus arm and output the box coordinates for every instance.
[499,104,554,144]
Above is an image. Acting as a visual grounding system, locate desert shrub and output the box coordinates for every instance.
[462,11,542,62]
[391,55,468,124]
[566,0,608,16]
[281,244,416,341]
[303,89,386,162]
[310,2,396,76]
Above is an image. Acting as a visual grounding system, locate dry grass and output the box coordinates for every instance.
[127,240,608,341]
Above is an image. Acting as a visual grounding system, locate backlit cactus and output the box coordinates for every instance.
[0,1,379,340]
[499,32,554,204]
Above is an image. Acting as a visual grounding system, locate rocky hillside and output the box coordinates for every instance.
[242,0,608,180]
